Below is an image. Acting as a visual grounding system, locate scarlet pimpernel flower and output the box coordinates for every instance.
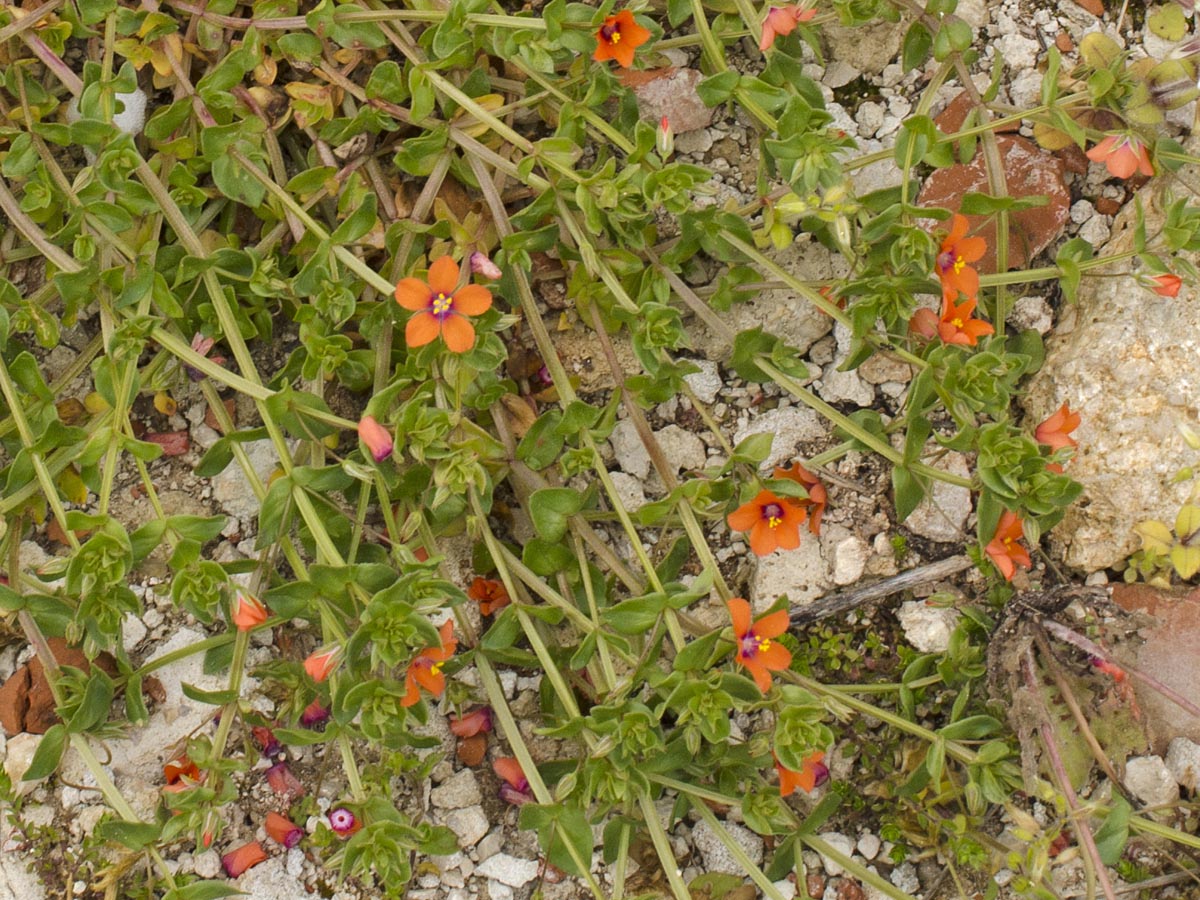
[1149,273,1182,297]
[449,706,493,738]
[328,807,361,837]
[303,646,341,683]
[222,841,268,878]
[592,10,651,68]
[727,598,792,692]
[265,811,304,849]
[775,751,829,796]
[357,415,392,462]
[759,4,816,51]
[727,489,807,556]
[231,591,268,632]
[985,511,1032,581]
[494,757,534,805]
[401,620,456,707]
[395,256,493,354]
[300,699,330,730]
[934,213,986,302]
[468,577,511,616]
[1086,134,1153,180]
[774,462,827,535]
[1035,402,1080,454]
[912,295,995,347]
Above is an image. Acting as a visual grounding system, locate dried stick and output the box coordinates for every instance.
[789,554,973,627]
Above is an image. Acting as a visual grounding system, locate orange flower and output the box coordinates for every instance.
[303,646,341,683]
[358,414,393,462]
[934,213,986,302]
[592,10,651,68]
[727,598,792,692]
[1150,274,1182,297]
[231,591,268,631]
[401,620,456,707]
[494,756,534,805]
[394,256,493,354]
[985,511,1032,581]
[774,462,826,535]
[915,295,994,347]
[759,4,816,51]
[467,577,511,616]
[775,751,829,796]
[1086,134,1153,180]
[222,841,268,878]
[449,706,493,737]
[1034,402,1080,453]
[163,755,200,785]
[265,811,304,848]
[727,489,807,556]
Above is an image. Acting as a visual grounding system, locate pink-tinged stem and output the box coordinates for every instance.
[1040,619,1200,719]
[22,32,83,95]
[1021,648,1118,900]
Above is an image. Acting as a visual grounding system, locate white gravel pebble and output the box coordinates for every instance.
[475,854,540,888]
[1125,756,1180,807]
[857,832,882,860]
[1166,737,1200,791]
[816,832,855,877]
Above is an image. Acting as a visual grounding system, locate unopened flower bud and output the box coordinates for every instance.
[657,115,674,159]
[469,251,502,280]
[357,415,393,463]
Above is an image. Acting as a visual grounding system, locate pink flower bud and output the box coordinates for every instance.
[265,811,304,849]
[265,762,306,800]
[300,698,330,729]
[469,251,503,280]
[222,841,267,877]
[357,415,393,462]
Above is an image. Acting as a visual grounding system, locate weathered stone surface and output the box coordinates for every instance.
[210,439,281,524]
[694,238,844,363]
[619,68,712,134]
[1112,585,1200,750]
[903,451,972,543]
[822,20,903,75]
[1124,755,1180,807]
[1165,737,1200,791]
[1023,179,1200,571]
[897,600,960,653]
[733,406,828,470]
[750,535,829,609]
[918,135,1069,270]
[693,819,764,875]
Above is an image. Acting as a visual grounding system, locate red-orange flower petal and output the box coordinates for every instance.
[304,646,341,682]
[405,311,440,348]
[394,277,431,311]
[1035,402,1081,453]
[440,314,477,354]
[1151,274,1182,297]
[985,510,1032,581]
[428,255,460,295]
[593,10,650,68]
[222,841,268,878]
[727,597,793,692]
[231,591,268,631]
[453,284,494,316]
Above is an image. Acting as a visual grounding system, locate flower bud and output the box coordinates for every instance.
[357,415,393,463]
[657,116,673,159]
[222,841,267,877]
[265,762,306,800]
[469,251,503,280]
[231,591,269,632]
[265,811,304,848]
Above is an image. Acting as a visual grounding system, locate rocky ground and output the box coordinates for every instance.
[5,0,1200,898]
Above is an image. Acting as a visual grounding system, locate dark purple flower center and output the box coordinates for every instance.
[761,502,784,526]
[600,21,620,42]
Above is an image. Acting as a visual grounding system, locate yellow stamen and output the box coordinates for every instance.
[757,637,771,652]
[432,292,453,315]
[767,515,782,528]
[951,317,964,328]
[430,662,443,675]
[610,30,621,43]
[952,256,966,274]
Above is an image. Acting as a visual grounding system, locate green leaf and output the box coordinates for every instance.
[519,803,593,877]
[23,724,67,781]
[517,410,565,471]
[181,683,238,705]
[892,466,926,522]
[95,820,162,851]
[529,488,585,542]
[696,71,739,107]
[165,882,248,900]
[902,21,932,72]
[66,671,114,733]
[330,194,378,244]
[1092,795,1131,865]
